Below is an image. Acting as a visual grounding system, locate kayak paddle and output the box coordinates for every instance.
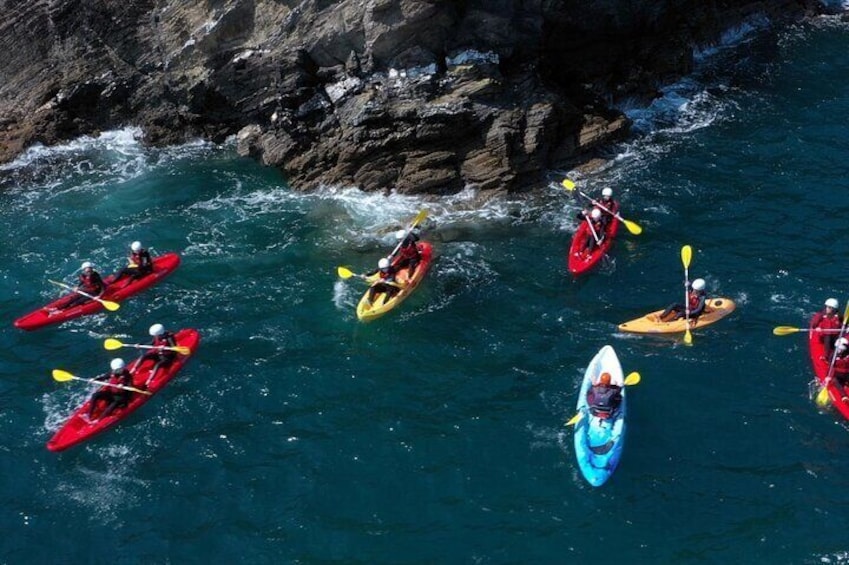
[561,179,642,235]
[336,266,404,288]
[818,301,849,407]
[681,245,693,346]
[565,372,641,426]
[103,338,191,355]
[52,369,151,396]
[47,279,120,312]
[389,209,428,259]
[773,326,843,336]
[337,266,366,280]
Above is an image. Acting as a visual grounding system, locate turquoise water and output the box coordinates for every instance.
[2,16,849,564]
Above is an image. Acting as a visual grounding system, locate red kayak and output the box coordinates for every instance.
[567,217,620,276]
[47,328,200,452]
[808,325,849,421]
[14,253,181,331]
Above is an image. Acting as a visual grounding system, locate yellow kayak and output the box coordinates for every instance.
[356,242,433,322]
[617,297,736,334]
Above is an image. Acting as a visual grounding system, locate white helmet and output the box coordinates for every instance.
[110,358,126,372]
[590,208,602,220]
[81,261,93,270]
[395,229,406,240]
[378,257,391,270]
[131,241,142,252]
[837,337,849,352]
[692,278,706,291]
[602,187,613,198]
[149,323,165,337]
[825,298,839,309]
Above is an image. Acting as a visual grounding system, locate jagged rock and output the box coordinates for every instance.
[0,0,825,194]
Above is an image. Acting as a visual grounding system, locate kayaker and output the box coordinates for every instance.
[63,262,106,309]
[587,372,622,418]
[87,358,134,421]
[137,323,178,387]
[575,208,606,253]
[597,187,620,229]
[116,241,153,281]
[832,338,849,385]
[811,298,842,359]
[659,278,707,322]
[366,257,402,304]
[392,228,421,276]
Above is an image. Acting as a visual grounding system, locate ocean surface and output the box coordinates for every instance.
[2,14,849,565]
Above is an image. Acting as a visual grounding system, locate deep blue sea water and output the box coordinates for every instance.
[2,15,849,565]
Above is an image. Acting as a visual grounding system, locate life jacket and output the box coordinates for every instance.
[592,219,605,234]
[834,354,849,376]
[378,268,395,282]
[812,310,842,331]
[688,291,702,311]
[109,369,133,387]
[152,332,175,348]
[79,271,103,294]
[587,215,605,240]
[601,198,619,216]
[588,385,621,418]
[399,242,419,261]
[130,249,152,270]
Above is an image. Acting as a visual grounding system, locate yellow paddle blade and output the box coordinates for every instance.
[102,300,120,312]
[561,179,576,191]
[52,369,75,382]
[684,328,693,346]
[564,411,583,426]
[104,338,124,350]
[624,372,641,386]
[681,245,692,269]
[411,209,428,227]
[337,266,355,279]
[773,326,803,336]
[173,346,192,355]
[816,386,830,407]
[623,219,643,235]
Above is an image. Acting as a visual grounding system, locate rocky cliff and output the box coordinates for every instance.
[0,0,822,194]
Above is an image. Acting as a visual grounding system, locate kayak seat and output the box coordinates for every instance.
[588,439,615,455]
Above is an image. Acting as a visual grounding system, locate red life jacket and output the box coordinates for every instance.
[834,355,849,376]
[153,333,175,348]
[813,311,841,331]
[688,291,701,310]
[601,198,619,215]
[588,215,605,238]
[109,369,133,387]
[399,243,418,261]
[79,272,102,294]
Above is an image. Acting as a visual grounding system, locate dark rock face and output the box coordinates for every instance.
[0,0,821,193]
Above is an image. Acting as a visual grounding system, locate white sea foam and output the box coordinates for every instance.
[0,127,144,172]
[693,16,770,61]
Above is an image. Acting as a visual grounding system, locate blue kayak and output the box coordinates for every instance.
[573,345,626,487]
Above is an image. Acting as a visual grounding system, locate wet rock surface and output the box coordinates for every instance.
[0,0,821,193]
